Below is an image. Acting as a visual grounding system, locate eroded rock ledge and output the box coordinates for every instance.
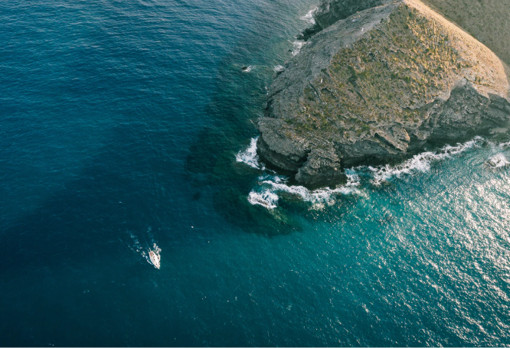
[257,0,510,188]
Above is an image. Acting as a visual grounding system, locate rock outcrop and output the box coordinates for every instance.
[314,0,390,30]
[257,0,510,188]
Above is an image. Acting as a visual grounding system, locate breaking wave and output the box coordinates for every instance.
[300,6,318,25]
[236,137,264,170]
[291,40,306,56]
[248,190,279,210]
[238,137,492,210]
[486,153,510,168]
[273,65,285,73]
[247,173,361,210]
[261,174,360,203]
[498,140,510,148]
[362,137,484,185]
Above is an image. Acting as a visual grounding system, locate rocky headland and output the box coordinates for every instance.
[257,0,510,188]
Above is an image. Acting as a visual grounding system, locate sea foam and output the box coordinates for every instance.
[273,65,285,73]
[291,40,306,56]
[246,172,361,210]
[238,137,485,209]
[236,137,264,170]
[487,153,510,168]
[362,137,483,185]
[300,7,318,25]
[248,190,279,210]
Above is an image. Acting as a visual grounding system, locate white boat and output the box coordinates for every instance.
[149,250,161,269]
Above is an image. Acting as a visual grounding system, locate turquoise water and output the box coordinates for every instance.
[1,0,510,346]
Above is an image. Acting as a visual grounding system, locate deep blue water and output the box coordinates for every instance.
[1,0,510,346]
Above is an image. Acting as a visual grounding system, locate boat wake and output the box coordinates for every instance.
[127,227,161,269]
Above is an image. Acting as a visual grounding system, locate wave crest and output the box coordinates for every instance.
[236,137,264,170]
[300,7,318,25]
[364,137,483,185]
[248,190,279,210]
[238,137,487,210]
[487,153,510,168]
[273,65,285,73]
[247,173,361,209]
[291,40,306,56]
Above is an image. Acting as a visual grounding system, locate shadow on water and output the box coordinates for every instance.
[183,1,320,236]
[0,0,320,279]
[185,91,303,236]
[0,123,187,276]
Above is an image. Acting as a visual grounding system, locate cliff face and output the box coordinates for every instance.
[257,0,510,188]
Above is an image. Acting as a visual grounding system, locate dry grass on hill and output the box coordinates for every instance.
[423,0,510,65]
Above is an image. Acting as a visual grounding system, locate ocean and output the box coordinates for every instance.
[1,0,510,346]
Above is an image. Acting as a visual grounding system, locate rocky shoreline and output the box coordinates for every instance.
[257,0,510,188]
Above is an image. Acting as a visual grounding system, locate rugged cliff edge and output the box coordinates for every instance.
[257,0,510,188]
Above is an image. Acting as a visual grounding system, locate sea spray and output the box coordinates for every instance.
[237,137,490,209]
[236,137,264,170]
[246,173,361,210]
[300,6,318,25]
[361,137,484,185]
[273,65,285,73]
[291,40,306,56]
[248,190,279,210]
[486,153,510,168]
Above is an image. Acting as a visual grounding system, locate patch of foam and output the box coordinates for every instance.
[247,173,361,210]
[292,40,306,56]
[345,171,361,187]
[300,6,318,25]
[242,137,489,209]
[236,137,264,170]
[487,153,510,168]
[266,180,358,201]
[274,65,285,73]
[248,190,279,210]
[363,137,483,185]
[498,140,510,148]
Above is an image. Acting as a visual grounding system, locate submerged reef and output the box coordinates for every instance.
[257,0,510,188]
